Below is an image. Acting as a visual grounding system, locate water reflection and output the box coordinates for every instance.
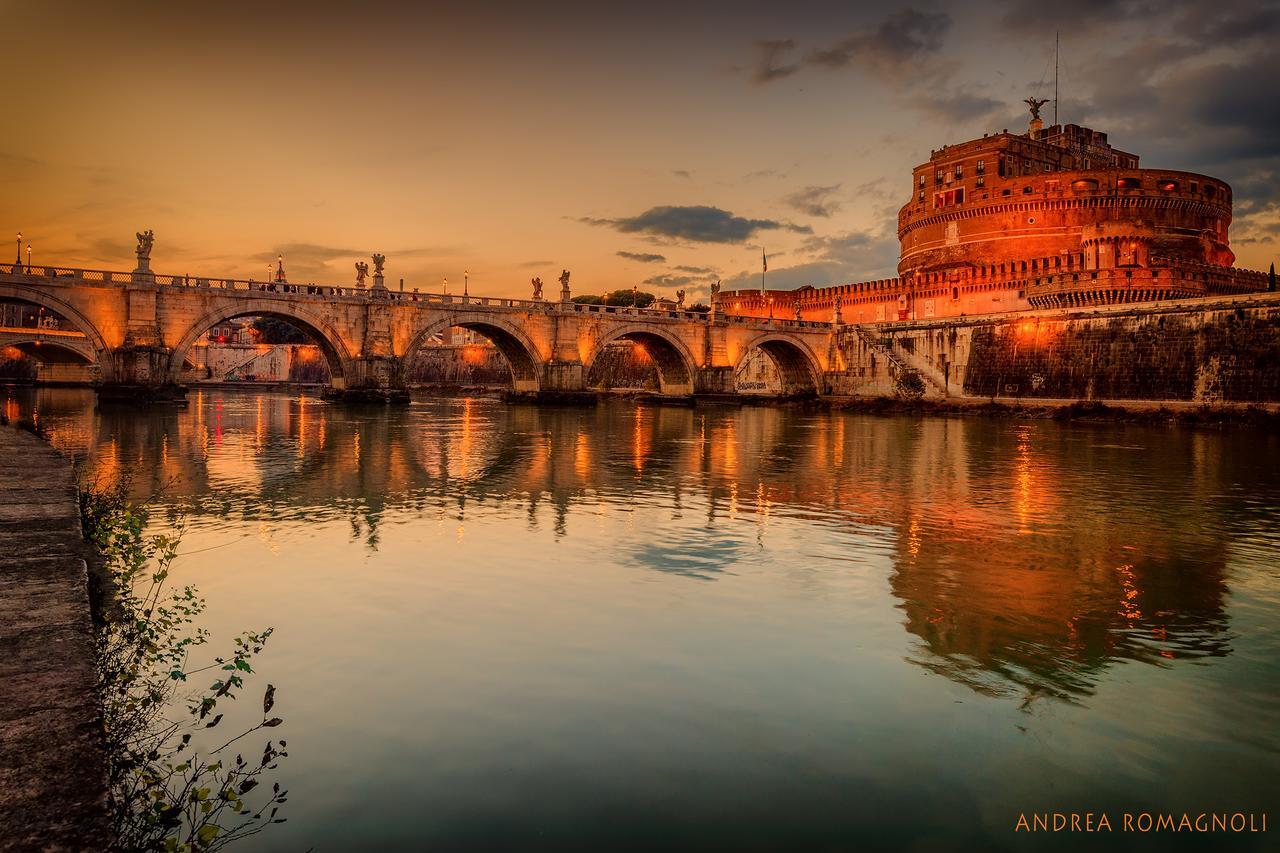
[12,385,1275,709]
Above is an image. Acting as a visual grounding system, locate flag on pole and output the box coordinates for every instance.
[762,248,767,273]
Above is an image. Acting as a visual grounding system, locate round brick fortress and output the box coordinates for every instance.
[898,167,1234,277]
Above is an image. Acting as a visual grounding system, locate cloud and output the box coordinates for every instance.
[643,274,698,288]
[914,90,1005,124]
[672,170,693,179]
[808,8,951,79]
[519,259,555,268]
[752,39,799,84]
[783,184,842,217]
[674,265,718,274]
[582,205,811,244]
[617,250,667,263]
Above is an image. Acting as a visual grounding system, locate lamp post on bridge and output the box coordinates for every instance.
[26,245,32,273]
[14,232,21,269]
[463,270,469,299]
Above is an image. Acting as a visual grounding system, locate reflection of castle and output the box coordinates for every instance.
[722,107,1266,323]
[13,387,1255,702]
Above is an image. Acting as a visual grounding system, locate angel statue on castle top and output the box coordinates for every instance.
[1024,97,1050,121]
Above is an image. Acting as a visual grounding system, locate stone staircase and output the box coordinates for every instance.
[852,326,935,399]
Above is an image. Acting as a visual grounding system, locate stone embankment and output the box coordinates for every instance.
[0,426,109,851]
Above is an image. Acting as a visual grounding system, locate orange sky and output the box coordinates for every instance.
[4,1,1277,300]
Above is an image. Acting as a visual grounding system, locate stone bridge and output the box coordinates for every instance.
[0,262,844,402]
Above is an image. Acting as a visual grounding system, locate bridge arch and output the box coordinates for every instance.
[0,282,113,372]
[168,300,355,387]
[734,332,822,396]
[1,338,96,364]
[404,314,544,392]
[586,323,698,396]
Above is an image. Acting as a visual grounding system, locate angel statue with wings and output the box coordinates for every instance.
[135,229,154,261]
[355,261,370,287]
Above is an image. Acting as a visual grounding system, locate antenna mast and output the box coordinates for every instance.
[1053,31,1059,127]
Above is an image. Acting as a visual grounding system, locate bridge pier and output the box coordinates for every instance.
[322,355,410,404]
[96,344,188,404]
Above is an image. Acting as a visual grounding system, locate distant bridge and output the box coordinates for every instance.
[0,260,845,402]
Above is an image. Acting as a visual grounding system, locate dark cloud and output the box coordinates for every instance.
[914,90,1005,124]
[672,169,693,179]
[617,250,666,263]
[582,205,811,244]
[783,184,842,218]
[807,8,951,78]
[519,259,555,268]
[752,39,799,84]
[674,264,718,274]
[644,274,697,288]
[999,0,1137,33]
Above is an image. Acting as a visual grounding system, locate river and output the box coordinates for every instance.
[7,386,1279,851]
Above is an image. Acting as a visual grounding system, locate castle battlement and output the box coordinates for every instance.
[722,111,1264,323]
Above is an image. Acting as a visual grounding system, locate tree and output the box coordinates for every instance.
[1269,263,1276,292]
[603,289,655,308]
[571,295,604,305]
[250,317,310,345]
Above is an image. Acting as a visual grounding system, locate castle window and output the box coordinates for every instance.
[954,164,963,179]
[976,175,985,188]
[918,190,925,202]
[1117,177,1140,189]
[1158,179,1179,192]
[1043,163,1052,172]
[919,174,926,187]
[936,169,944,184]
[1023,185,1034,194]
[976,159,985,174]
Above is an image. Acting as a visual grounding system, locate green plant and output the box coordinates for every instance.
[81,480,289,852]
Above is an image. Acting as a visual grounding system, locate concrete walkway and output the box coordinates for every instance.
[0,426,109,851]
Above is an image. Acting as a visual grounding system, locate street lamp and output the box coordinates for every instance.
[15,232,21,268]
[27,245,32,273]
[463,270,469,298]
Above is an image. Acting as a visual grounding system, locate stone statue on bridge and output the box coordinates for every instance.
[355,261,370,288]
[559,269,572,302]
[710,280,721,299]
[676,289,686,308]
[794,303,803,321]
[531,276,544,300]
[132,229,155,278]
[371,253,386,276]
[135,229,154,261]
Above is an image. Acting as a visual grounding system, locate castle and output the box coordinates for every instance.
[720,105,1268,322]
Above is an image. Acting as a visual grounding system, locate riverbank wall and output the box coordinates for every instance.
[836,292,1280,407]
[0,425,110,850]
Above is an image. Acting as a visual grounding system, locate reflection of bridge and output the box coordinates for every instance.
[1,259,843,402]
[16,385,1249,702]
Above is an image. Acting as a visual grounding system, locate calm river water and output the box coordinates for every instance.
[7,387,1280,851]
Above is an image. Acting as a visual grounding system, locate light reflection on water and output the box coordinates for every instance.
[9,386,1280,851]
